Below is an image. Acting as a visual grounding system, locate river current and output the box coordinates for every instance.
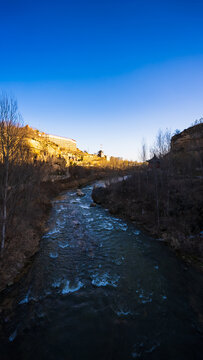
[0,184,203,359]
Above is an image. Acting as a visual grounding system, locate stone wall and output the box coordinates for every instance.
[46,134,77,151]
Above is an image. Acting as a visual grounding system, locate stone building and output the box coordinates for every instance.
[98,150,105,158]
[147,154,160,168]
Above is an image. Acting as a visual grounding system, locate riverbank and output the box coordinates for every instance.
[0,166,133,293]
[92,171,203,269]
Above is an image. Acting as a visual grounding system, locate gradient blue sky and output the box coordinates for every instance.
[0,0,203,160]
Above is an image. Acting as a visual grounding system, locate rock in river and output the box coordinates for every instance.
[76,189,85,197]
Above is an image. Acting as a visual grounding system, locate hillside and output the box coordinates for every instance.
[170,123,203,174]
[23,126,107,179]
[171,123,203,154]
[23,126,137,175]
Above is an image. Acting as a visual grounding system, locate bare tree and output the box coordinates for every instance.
[140,138,147,162]
[150,128,172,158]
[191,117,203,126]
[0,94,26,257]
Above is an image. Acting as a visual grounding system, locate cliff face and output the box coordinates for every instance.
[25,126,78,160]
[23,126,81,180]
[171,123,203,154]
[23,126,112,178]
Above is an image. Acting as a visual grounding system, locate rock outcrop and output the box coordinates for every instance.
[171,123,203,155]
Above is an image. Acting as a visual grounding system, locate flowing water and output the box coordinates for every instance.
[0,184,203,359]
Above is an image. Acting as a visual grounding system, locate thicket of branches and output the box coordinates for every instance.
[140,129,172,162]
[0,94,46,258]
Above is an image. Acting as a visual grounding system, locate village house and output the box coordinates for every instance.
[98,150,105,158]
[146,154,160,168]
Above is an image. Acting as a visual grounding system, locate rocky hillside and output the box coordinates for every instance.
[24,126,136,172]
[171,123,203,154]
[24,126,96,179]
[25,126,78,160]
[169,123,203,175]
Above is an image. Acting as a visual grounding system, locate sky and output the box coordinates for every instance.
[0,0,203,160]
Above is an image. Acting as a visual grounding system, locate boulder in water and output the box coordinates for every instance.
[76,189,85,197]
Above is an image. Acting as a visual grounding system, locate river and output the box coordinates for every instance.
[0,184,203,359]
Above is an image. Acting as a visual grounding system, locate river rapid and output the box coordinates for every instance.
[0,184,203,360]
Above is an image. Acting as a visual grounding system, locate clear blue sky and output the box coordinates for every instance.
[0,0,203,160]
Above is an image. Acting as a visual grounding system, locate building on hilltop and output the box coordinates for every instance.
[98,150,104,158]
[98,150,105,158]
[146,154,160,168]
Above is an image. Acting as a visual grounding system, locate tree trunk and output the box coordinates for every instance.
[1,160,8,258]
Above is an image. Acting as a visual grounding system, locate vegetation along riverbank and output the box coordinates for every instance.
[92,123,203,267]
